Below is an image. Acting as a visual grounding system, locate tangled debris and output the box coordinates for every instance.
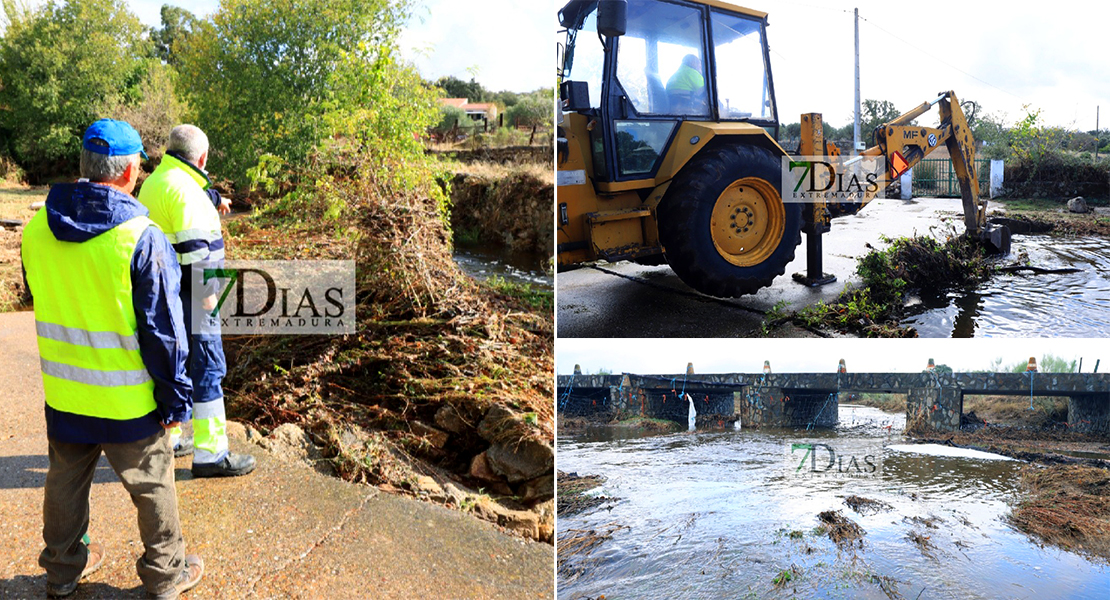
[221,150,553,541]
[794,234,995,337]
[1010,464,1110,562]
[817,510,865,549]
[558,471,611,516]
[844,495,893,516]
[558,523,630,581]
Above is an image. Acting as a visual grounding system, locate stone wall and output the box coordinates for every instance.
[1069,393,1110,434]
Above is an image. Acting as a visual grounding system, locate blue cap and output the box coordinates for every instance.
[82,119,148,160]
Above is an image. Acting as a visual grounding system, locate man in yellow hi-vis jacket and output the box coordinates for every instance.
[22,119,204,598]
[138,124,255,478]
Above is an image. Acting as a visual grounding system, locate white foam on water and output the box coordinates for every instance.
[686,393,696,432]
[887,443,1016,461]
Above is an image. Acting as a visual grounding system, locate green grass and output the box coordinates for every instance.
[484,275,552,312]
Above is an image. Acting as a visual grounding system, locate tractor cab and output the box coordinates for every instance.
[558,0,778,184]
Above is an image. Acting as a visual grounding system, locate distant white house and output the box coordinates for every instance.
[439,98,498,122]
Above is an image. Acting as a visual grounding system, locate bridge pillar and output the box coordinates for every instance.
[1068,393,1110,434]
[906,387,962,433]
[736,386,838,428]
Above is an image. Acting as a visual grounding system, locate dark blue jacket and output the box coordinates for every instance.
[26,182,193,444]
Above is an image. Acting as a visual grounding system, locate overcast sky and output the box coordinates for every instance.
[119,0,549,94]
[557,338,1108,375]
[552,0,1108,130]
[746,0,1109,130]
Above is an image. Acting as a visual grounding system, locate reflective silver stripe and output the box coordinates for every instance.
[36,321,140,351]
[165,228,220,244]
[208,248,226,262]
[177,248,211,265]
[40,358,151,387]
[193,397,226,420]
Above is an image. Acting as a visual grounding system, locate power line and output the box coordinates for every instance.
[856,15,1025,103]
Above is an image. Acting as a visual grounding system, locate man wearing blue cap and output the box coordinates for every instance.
[21,119,204,598]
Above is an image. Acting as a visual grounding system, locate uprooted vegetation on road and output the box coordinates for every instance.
[781,233,995,337]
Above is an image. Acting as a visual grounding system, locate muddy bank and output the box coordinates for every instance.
[991,206,1110,237]
[429,144,551,165]
[449,171,553,256]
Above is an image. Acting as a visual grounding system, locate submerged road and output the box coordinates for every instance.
[0,311,552,599]
[557,197,984,338]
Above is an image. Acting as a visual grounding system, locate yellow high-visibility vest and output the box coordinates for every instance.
[22,211,158,420]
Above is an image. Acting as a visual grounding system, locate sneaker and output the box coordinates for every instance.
[46,540,105,597]
[150,554,204,600]
[191,453,256,478]
[173,437,194,458]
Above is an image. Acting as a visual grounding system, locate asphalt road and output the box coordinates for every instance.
[557,196,978,337]
[0,311,553,599]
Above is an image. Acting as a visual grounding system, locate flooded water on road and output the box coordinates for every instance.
[904,235,1110,337]
[558,405,1110,599]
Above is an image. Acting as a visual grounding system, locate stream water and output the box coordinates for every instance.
[453,242,552,288]
[558,405,1110,599]
[903,235,1110,337]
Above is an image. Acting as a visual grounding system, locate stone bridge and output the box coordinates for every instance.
[556,369,1110,434]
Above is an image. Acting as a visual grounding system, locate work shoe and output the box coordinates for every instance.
[150,554,204,600]
[173,437,194,458]
[46,540,105,597]
[191,452,256,478]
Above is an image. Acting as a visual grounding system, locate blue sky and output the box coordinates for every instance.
[121,0,548,94]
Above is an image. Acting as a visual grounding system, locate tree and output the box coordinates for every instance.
[860,99,901,142]
[434,104,466,135]
[933,364,953,375]
[505,95,549,128]
[150,5,199,65]
[176,0,435,187]
[434,75,487,102]
[0,0,149,176]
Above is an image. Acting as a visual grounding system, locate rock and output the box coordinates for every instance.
[441,482,471,506]
[517,474,554,504]
[1068,196,1089,213]
[477,404,523,443]
[469,496,543,541]
[412,475,444,499]
[434,404,469,435]
[468,451,500,482]
[262,423,331,474]
[485,439,554,483]
[226,421,262,444]
[411,421,449,449]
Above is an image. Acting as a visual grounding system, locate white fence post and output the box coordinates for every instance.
[990,160,1004,199]
[900,168,913,200]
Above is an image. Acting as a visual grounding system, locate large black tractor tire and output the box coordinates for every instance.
[657,144,802,298]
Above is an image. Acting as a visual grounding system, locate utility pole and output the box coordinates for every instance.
[853,8,861,155]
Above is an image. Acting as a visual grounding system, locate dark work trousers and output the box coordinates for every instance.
[39,429,185,595]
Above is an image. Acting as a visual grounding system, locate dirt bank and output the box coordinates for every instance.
[221,150,554,542]
[449,170,553,257]
[558,415,682,435]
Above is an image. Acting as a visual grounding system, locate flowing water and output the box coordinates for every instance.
[453,242,553,288]
[904,235,1110,337]
[558,405,1110,599]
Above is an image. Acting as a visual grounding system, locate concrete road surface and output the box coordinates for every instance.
[0,311,553,599]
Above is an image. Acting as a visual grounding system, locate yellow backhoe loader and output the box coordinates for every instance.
[556,0,1010,298]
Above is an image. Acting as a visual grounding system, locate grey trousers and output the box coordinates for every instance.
[39,429,185,595]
